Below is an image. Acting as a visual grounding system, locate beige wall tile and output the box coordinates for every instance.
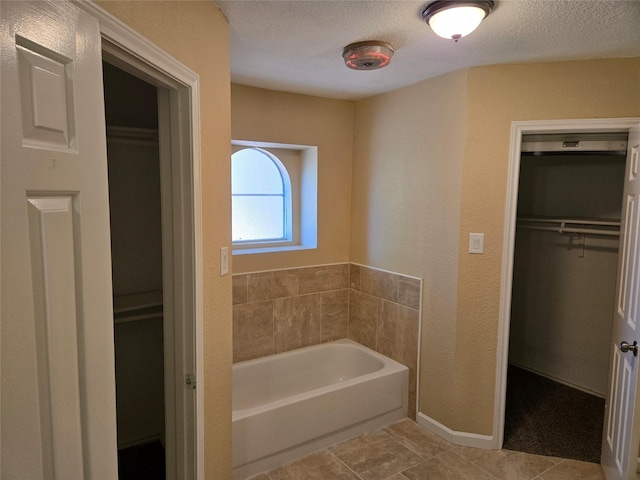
[403,307,419,370]
[233,302,274,362]
[348,290,379,350]
[377,301,419,367]
[361,267,398,303]
[299,264,349,294]
[398,276,421,310]
[350,263,362,290]
[232,274,248,305]
[247,269,299,302]
[320,289,349,342]
[273,294,321,353]
[408,367,417,420]
[377,301,404,364]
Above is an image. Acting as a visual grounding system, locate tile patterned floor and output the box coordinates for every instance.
[248,419,607,480]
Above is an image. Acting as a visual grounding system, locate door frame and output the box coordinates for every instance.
[493,117,640,453]
[77,2,205,478]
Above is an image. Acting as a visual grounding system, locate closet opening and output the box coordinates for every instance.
[103,61,167,479]
[504,132,628,463]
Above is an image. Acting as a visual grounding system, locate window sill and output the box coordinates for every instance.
[232,244,317,255]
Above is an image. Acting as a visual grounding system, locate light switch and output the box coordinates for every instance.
[469,233,484,254]
[220,246,229,276]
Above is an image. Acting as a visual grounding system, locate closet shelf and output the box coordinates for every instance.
[106,126,159,146]
[114,290,163,324]
[516,217,621,237]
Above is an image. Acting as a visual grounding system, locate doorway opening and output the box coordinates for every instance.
[103,62,167,478]
[495,118,640,479]
[97,29,202,477]
[504,132,627,462]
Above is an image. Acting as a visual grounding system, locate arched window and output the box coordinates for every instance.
[232,148,292,243]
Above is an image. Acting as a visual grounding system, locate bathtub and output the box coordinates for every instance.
[232,338,408,479]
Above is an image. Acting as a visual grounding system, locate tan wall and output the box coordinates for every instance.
[351,70,469,432]
[352,57,640,438]
[455,57,640,434]
[96,2,232,477]
[231,84,354,273]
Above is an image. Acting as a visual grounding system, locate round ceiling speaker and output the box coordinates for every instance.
[342,41,394,70]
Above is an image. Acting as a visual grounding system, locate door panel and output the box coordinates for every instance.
[603,128,640,480]
[27,196,85,479]
[1,1,117,478]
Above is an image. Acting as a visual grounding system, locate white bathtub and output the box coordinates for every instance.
[232,338,408,479]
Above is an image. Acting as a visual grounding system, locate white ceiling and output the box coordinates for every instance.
[215,0,640,101]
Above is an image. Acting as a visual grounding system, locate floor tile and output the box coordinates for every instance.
[456,446,556,480]
[242,420,615,480]
[384,419,453,459]
[267,450,360,480]
[330,430,423,480]
[536,459,606,480]
[400,449,495,480]
[248,475,270,480]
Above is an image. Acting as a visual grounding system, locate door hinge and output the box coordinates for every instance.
[185,373,197,389]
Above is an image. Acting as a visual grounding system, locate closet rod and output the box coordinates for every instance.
[114,312,163,325]
[517,224,620,237]
[517,217,621,227]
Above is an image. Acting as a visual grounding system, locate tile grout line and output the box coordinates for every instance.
[326,448,366,479]
[447,446,502,480]
[531,458,566,479]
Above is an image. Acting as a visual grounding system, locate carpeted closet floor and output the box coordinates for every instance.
[118,440,166,480]
[503,365,605,464]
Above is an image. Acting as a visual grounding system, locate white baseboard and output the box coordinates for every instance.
[417,412,494,450]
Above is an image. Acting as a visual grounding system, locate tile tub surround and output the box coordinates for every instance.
[232,263,421,418]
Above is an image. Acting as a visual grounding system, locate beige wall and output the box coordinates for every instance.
[455,57,640,434]
[96,2,232,477]
[231,84,354,273]
[352,70,469,431]
[353,57,640,437]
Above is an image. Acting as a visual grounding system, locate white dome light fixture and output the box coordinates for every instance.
[422,0,494,42]
[342,41,394,70]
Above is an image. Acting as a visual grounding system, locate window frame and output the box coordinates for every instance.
[231,140,318,255]
[231,147,293,245]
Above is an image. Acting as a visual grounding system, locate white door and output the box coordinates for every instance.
[602,126,640,480]
[1,1,118,478]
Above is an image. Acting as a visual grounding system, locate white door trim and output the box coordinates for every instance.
[494,117,640,450]
[76,2,204,478]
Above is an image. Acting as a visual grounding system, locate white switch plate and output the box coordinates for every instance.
[469,233,484,254]
[220,246,229,276]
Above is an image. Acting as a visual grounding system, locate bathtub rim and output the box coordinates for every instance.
[232,338,406,420]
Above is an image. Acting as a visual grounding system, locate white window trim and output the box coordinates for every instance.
[232,147,292,244]
[231,140,318,255]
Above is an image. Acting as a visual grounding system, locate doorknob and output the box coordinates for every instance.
[620,341,638,356]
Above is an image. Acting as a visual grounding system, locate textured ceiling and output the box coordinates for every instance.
[215,0,640,101]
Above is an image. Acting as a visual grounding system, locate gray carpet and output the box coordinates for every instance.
[118,440,165,480]
[503,365,605,463]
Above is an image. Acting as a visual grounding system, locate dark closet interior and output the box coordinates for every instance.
[103,62,166,479]
[506,133,628,462]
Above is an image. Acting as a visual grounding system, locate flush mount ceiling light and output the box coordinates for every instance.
[422,0,494,42]
[342,41,394,70]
